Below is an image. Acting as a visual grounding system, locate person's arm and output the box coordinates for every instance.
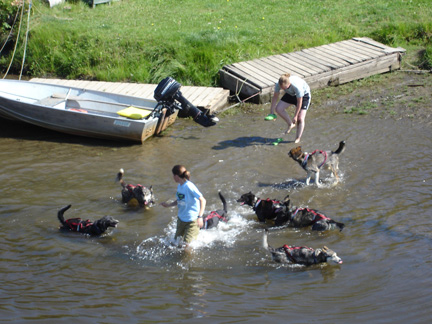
[197,196,206,228]
[292,96,303,123]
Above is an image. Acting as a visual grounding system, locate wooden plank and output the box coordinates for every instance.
[323,44,364,63]
[345,39,385,57]
[219,68,261,98]
[328,42,372,61]
[260,56,296,75]
[353,37,406,54]
[301,48,345,69]
[281,53,322,74]
[305,53,400,89]
[318,45,359,64]
[182,86,208,103]
[265,56,310,77]
[304,47,351,67]
[291,50,333,72]
[233,61,276,85]
[204,89,230,111]
[223,65,268,89]
[250,58,286,80]
[194,88,225,108]
[279,54,318,75]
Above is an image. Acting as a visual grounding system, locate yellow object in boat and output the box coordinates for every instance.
[117,107,152,120]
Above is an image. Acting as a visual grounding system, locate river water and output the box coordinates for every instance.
[1,82,431,323]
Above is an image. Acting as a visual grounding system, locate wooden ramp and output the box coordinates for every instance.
[30,78,229,113]
[219,37,406,103]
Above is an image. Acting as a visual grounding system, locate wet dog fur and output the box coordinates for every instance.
[274,201,345,231]
[262,229,343,266]
[116,168,155,208]
[57,204,119,236]
[202,192,229,229]
[288,140,346,186]
[237,191,289,223]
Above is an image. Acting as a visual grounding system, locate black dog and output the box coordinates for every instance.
[57,205,119,236]
[263,229,343,266]
[202,192,229,229]
[116,168,155,208]
[237,191,289,223]
[274,203,345,231]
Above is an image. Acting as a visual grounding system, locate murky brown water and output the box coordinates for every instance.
[1,74,431,323]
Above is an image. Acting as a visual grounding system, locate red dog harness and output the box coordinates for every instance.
[283,245,316,264]
[203,211,228,229]
[126,183,146,192]
[254,198,283,212]
[302,150,328,169]
[291,207,330,223]
[64,218,93,232]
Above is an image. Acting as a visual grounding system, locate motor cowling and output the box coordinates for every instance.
[154,77,217,127]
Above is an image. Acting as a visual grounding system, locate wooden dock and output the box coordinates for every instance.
[30,78,230,114]
[219,37,406,103]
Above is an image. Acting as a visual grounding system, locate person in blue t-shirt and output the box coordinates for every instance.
[161,165,206,246]
[265,73,311,143]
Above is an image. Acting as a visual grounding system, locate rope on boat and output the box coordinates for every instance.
[2,0,25,79]
[19,0,32,80]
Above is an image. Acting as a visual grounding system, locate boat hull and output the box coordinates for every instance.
[0,80,177,143]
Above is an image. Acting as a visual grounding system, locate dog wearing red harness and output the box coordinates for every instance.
[202,192,229,230]
[274,204,345,231]
[116,168,155,208]
[237,191,290,223]
[262,229,343,266]
[57,205,119,236]
[288,140,346,186]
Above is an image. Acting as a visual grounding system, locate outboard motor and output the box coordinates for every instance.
[154,77,217,127]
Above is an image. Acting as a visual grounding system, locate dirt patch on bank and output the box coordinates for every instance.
[313,71,432,124]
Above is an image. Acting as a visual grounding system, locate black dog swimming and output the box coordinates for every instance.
[237,192,344,231]
[57,205,119,236]
[237,191,289,223]
[202,192,229,229]
[116,168,155,208]
[263,229,343,266]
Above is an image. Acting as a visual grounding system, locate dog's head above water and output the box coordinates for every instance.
[288,146,304,160]
[134,185,155,207]
[97,215,119,229]
[237,192,256,207]
[319,246,343,264]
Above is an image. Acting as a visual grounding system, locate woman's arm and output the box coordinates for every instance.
[197,196,206,228]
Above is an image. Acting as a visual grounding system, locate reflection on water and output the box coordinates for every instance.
[0,101,431,323]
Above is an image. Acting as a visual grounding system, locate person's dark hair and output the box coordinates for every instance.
[172,165,191,180]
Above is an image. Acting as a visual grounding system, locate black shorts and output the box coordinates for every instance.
[281,93,311,110]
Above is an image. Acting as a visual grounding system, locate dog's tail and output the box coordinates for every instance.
[57,204,72,225]
[333,141,346,155]
[116,168,126,188]
[218,191,227,213]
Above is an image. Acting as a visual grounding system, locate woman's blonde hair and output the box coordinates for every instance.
[172,165,191,180]
[278,73,291,87]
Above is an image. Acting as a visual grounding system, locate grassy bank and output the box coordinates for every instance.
[1,0,431,86]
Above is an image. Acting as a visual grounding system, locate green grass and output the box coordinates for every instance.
[1,0,431,86]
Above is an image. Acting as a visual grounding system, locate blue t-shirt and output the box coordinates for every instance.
[176,180,203,222]
[274,75,310,98]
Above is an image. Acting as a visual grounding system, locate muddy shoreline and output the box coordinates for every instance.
[313,71,432,123]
